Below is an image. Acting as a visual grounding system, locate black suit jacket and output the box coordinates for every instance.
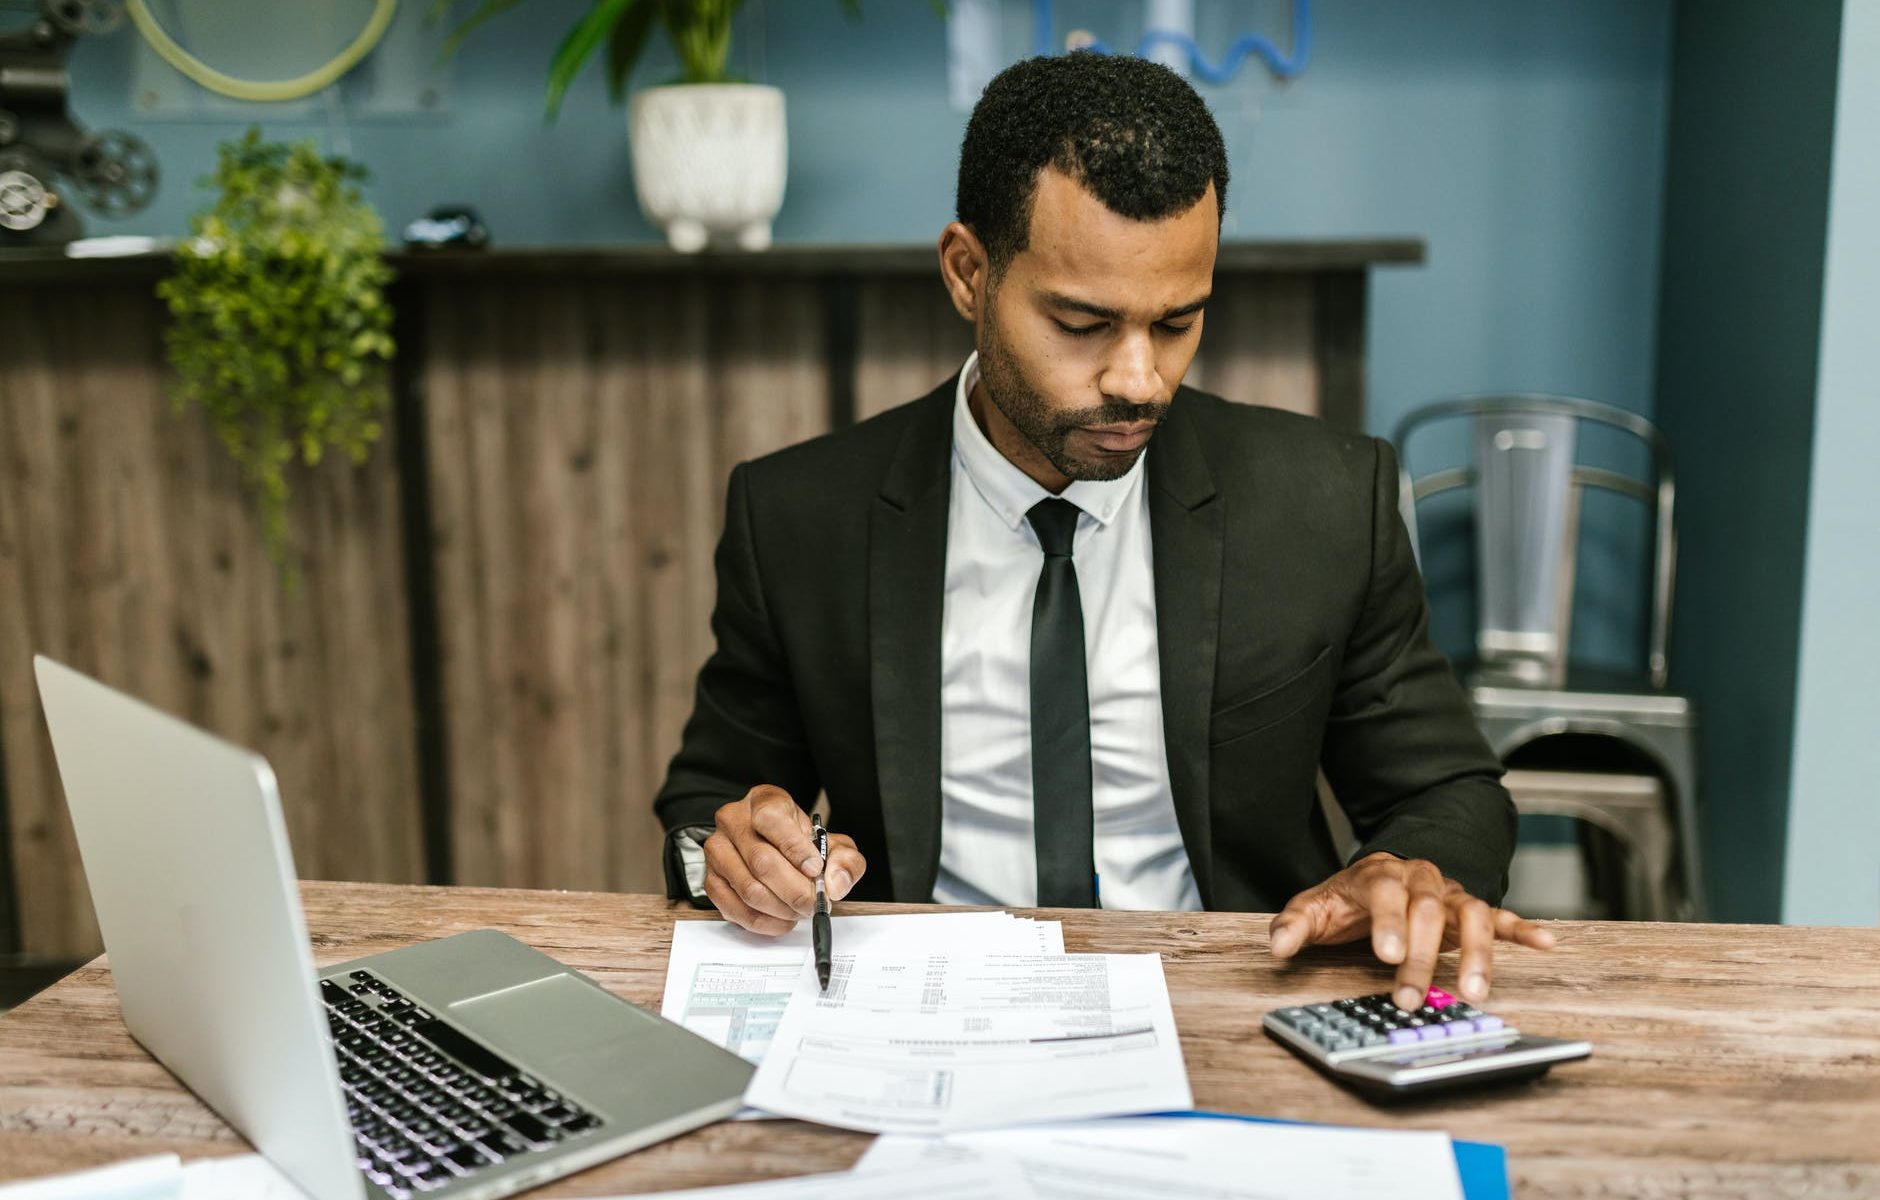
[655,377,1516,911]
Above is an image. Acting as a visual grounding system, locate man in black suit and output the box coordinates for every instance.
[657,54,1552,1011]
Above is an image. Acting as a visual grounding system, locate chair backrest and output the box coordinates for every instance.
[1393,395,1677,688]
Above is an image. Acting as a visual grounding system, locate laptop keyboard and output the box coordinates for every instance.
[321,969,605,1196]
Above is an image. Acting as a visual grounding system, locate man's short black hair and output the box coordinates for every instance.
[957,52,1229,271]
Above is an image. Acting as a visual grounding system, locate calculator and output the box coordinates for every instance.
[1263,987,1591,1100]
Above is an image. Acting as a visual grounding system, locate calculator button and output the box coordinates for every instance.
[1417,1025,1450,1041]
[1387,1028,1420,1045]
[1443,1018,1477,1036]
[1475,1015,1504,1032]
[1426,987,1456,1009]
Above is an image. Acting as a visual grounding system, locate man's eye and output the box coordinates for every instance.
[1054,320,1104,336]
[1158,322,1196,335]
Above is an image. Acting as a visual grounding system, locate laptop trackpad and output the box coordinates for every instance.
[450,973,655,1074]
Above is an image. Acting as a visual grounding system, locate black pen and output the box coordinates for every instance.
[811,819,832,991]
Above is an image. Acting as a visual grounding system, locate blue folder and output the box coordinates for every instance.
[1149,1110,1509,1200]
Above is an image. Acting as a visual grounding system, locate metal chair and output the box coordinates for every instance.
[1394,395,1703,919]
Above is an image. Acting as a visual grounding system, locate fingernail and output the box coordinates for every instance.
[1396,986,1422,1011]
[830,868,852,896]
[1380,934,1404,960]
[1465,973,1487,999]
[799,854,823,877]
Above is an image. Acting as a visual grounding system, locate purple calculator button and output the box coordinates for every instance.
[1387,1028,1420,1045]
[1475,1015,1504,1032]
[1417,1024,1450,1041]
[1444,1018,1477,1036]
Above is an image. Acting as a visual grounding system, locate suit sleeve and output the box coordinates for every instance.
[653,463,821,846]
[1319,438,1518,904]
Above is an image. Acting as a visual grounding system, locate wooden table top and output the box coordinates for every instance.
[0,882,1875,1198]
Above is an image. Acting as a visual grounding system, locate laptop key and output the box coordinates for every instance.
[501,1111,555,1147]
[444,1144,491,1174]
[480,1130,530,1158]
[410,1019,520,1083]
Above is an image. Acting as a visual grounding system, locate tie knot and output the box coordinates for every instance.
[1027,497,1080,558]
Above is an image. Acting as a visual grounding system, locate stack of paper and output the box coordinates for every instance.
[587,1116,1466,1200]
[584,1158,1038,1199]
[650,916,1482,1198]
[0,1153,304,1200]
[858,1117,1467,1200]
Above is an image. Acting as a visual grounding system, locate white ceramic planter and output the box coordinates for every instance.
[629,83,787,253]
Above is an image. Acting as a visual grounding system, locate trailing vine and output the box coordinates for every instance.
[157,127,394,582]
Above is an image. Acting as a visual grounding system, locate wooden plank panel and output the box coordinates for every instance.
[854,278,971,420]
[0,286,425,959]
[1186,273,1320,415]
[424,277,829,895]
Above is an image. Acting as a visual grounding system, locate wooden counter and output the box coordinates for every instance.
[0,883,1874,1197]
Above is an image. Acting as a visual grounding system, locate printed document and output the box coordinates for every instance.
[858,1117,1465,1200]
[663,913,1063,1063]
[587,1158,1037,1199]
[743,952,1192,1134]
[0,1153,303,1200]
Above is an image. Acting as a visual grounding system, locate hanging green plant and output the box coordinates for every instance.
[157,127,395,581]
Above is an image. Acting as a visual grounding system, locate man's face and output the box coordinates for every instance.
[975,168,1218,486]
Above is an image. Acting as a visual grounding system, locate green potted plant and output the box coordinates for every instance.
[157,127,395,579]
[433,0,938,252]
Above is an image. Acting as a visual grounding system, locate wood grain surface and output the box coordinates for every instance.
[0,290,426,957]
[417,276,829,898]
[0,882,1874,1198]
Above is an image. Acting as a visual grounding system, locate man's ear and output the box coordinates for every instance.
[937,222,990,325]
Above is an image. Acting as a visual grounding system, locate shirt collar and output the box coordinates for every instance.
[951,352,1145,532]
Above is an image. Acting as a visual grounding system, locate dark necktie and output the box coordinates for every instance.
[1026,497,1097,908]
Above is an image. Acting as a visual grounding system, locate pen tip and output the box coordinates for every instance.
[817,964,831,991]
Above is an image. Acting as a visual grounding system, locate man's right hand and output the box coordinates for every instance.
[704,785,866,935]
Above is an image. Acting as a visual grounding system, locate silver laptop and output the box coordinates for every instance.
[34,656,753,1200]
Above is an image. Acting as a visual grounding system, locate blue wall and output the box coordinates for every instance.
[1783,0,1880,928]
[65,0,1676,669]
[1652,0,1844,924]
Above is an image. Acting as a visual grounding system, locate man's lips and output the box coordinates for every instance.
[1080,421,1156,452]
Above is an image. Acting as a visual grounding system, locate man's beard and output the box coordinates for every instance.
[978,305,1170,483]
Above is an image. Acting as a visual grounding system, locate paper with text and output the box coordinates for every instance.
[587,1157,1037,1199]
[744,952,1192,1134]
[663,913,1063,1064]
[857,1117,1464,1200]
[0,1153,305,1200]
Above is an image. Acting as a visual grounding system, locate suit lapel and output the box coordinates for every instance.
[869,381,956,901]
[1147,393,1223,906]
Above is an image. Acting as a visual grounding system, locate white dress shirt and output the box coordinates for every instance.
[933,353,1202,911]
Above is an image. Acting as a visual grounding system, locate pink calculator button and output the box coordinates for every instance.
[1425,987,1456,1009]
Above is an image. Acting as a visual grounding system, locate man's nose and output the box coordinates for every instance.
[1098,330,1162,406]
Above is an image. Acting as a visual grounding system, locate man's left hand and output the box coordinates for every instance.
[1268,852,1556,1011]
